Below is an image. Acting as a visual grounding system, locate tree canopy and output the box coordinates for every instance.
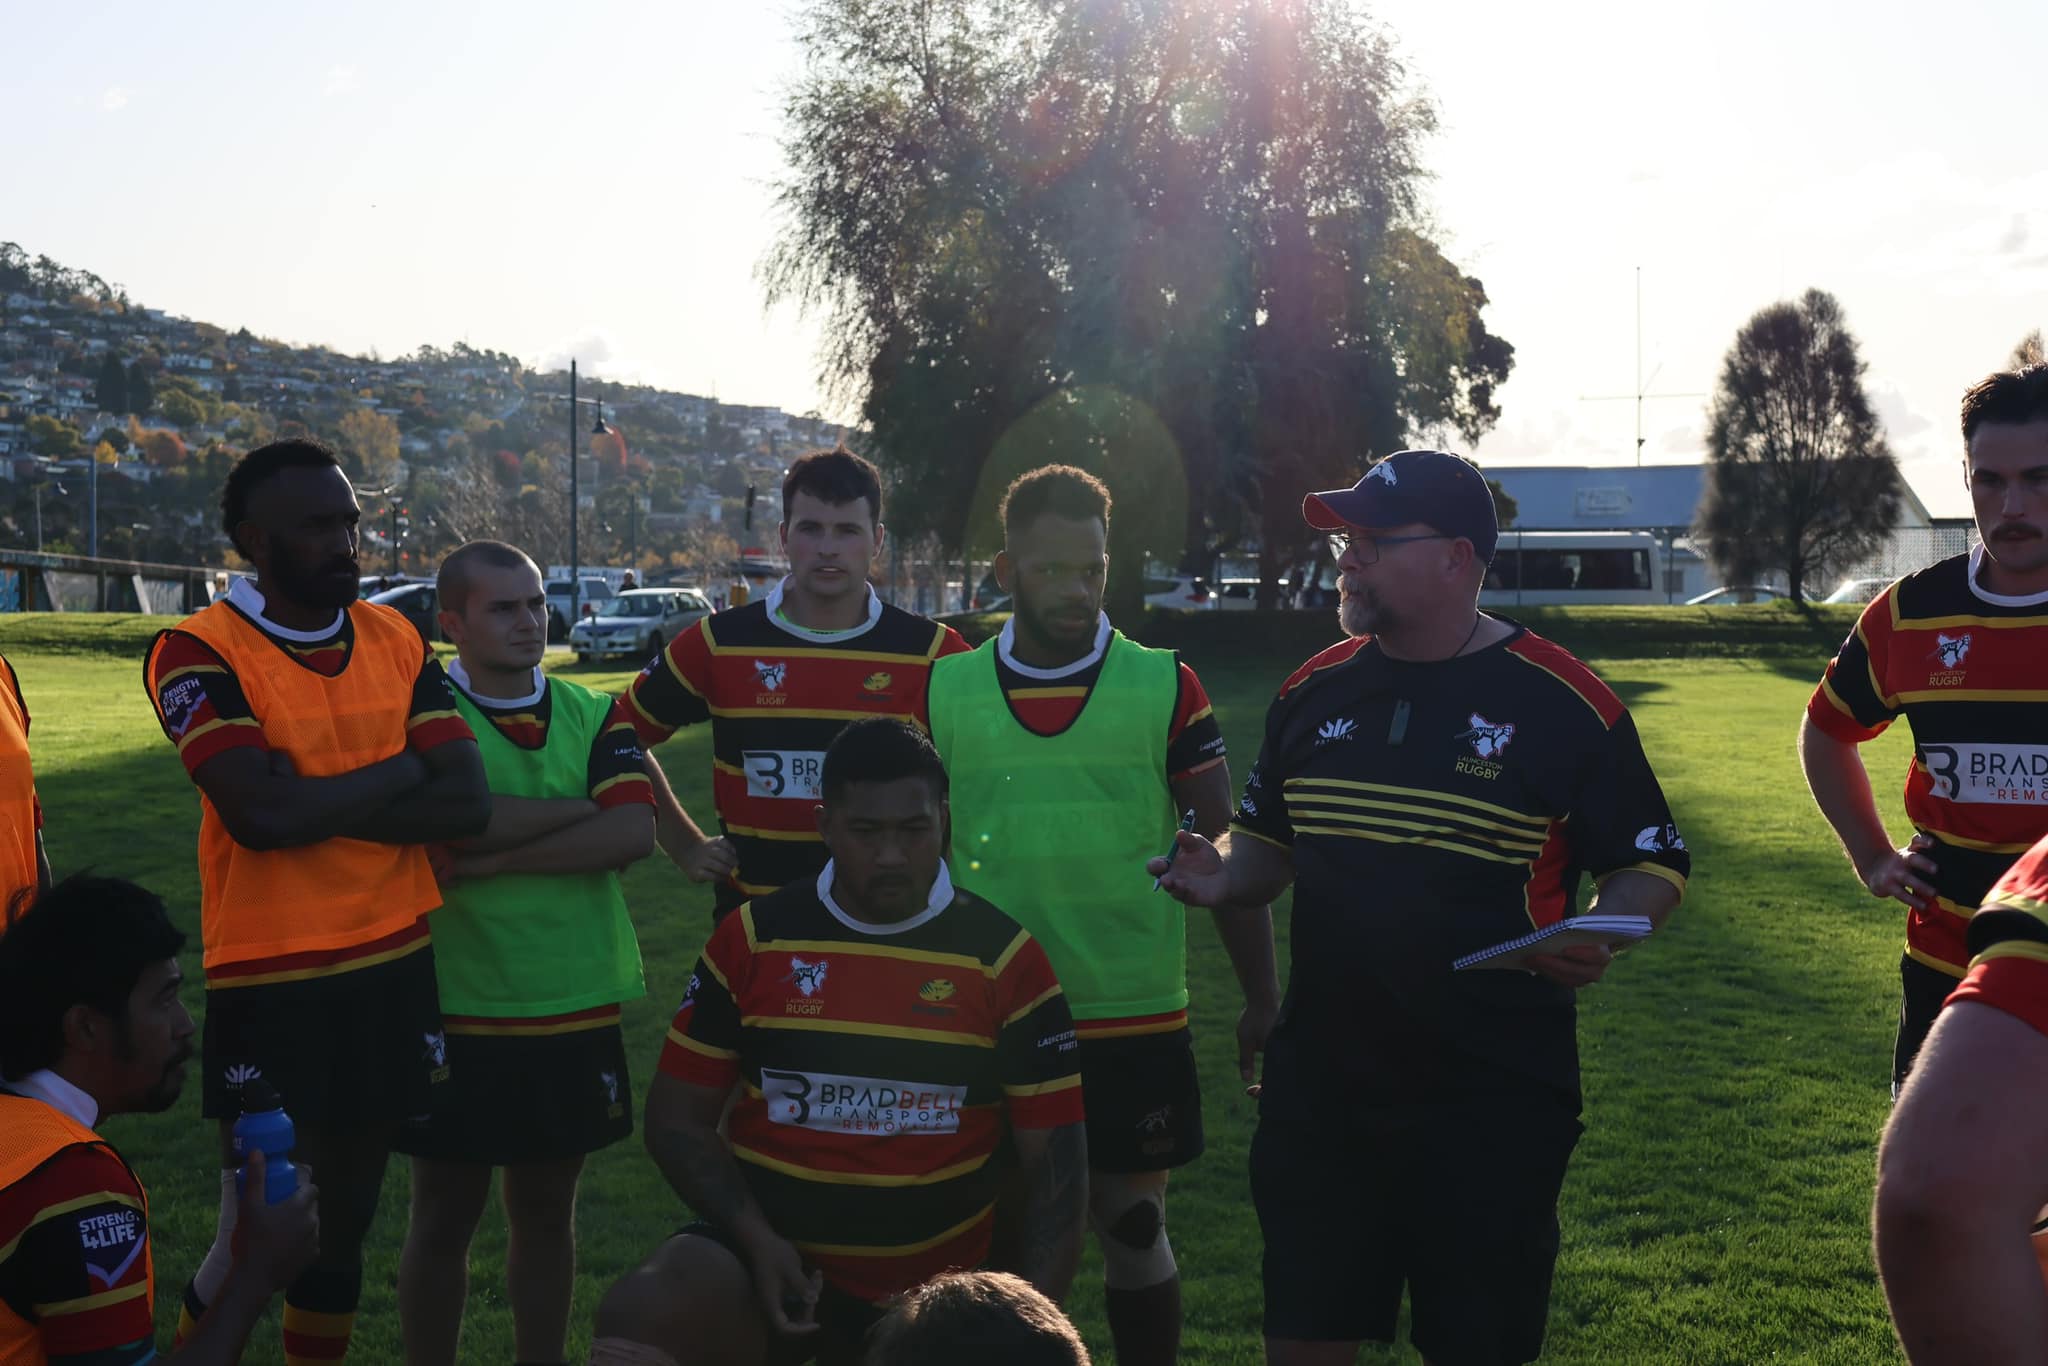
[1696,288,1903,602]
[768,0,1511,612]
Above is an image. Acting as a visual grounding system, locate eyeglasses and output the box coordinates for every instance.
[1327,531,1454,564]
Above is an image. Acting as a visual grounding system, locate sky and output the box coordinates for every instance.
[9,1,2046,518]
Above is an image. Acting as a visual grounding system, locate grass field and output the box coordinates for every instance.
[4,606,1921,1364]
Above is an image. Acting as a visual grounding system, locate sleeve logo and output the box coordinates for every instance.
[77,1209,145,1287]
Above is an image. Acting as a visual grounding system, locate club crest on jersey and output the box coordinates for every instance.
[423,1030,450,1083]
[1454,713,1515,780]
[1366,460,1398,486]
[754,660,788,692]
[1458,714,1516,759]
[1635,823,1686,853]
[863,671,894,693]
[1928,631,1972,683]
[783,956,829,1015]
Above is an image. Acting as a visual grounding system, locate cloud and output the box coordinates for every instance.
[1999,214,2028,255]
[323,65,360,97]
[537,332,649,385]
[101,87,129,113]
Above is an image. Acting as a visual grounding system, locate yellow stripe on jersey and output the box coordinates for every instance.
[590,772,651,800]
[1229,824,1290,850]
[153,661,228,688]
[1290,822,1532,866]
[1894,688,2048,706]
[1974,939,2048,968]
[1287,790,1552,842]
[734,1143,993,1188]
[794,1205,992,1259]
[754,937,1006,979]
[34,1280,150,1318]
[1004,981,1064,1026]
[1282,777,1551,828]
[1905,945,1968,979]
[739,1014,998,1049]
[665,1027,737,1059]
[1002,1073,1084,1098]
[174,714,263,752]
[1286,805,1547,856]
[705,704,899,722]
[1597,861,1689,897]
[722,822,822,842]
[0,1191,145,1265]
[703,643,946,664]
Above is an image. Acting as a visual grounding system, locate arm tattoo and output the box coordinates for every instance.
[1017,1122,1089,1299]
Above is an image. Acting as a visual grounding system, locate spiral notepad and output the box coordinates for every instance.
[1452,915,1654,971]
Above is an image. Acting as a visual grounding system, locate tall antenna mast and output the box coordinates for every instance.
[1580,266,1704,466]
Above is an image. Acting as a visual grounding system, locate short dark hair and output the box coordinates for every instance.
[220,438,343,556]
[865,1272,1091,1366]
[822,718,948,806]
[1961,363,2048,445]
[783,448,883,526]
[999,465,1112,542]
[0,875,186,1081]
[437,539,537,616]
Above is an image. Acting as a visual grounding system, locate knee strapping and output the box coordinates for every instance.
[1090,1189,1176,1289]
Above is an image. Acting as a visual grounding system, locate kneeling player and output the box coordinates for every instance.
[589,719,1088,1366]
[394,542,656,1365]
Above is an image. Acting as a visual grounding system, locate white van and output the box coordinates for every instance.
[1478,531,1662,607]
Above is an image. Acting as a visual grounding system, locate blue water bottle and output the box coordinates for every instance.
[231,1078,299,1205]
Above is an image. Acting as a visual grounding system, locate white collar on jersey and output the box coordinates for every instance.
[11,1068,97,1128]
[765,576,884,643]
[225,577,344,642]
[816,858,956,936]
[1968,543,2048,608]
[995,612,1112,681]
[447,657,546,710]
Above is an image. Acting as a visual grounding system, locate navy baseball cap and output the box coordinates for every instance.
[1302,449,1499,564]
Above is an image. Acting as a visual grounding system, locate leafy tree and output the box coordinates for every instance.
[1488,478,1517,529]
[335,407,401,483]
[126,360,154,416]
[1696,288,1903,602]
[100,427,129,455]
[94,354,128,413]
[26,415,80,458]
[768,0,1511,614]
[136,428,187,467]
[157,386,208,430]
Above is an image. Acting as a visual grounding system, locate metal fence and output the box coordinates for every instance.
[1830,526,1980,585]
[0,549,219,614]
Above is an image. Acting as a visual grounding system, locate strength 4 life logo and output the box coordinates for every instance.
[1315,717,1358,746]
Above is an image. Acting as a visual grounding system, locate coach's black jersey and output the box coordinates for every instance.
[1232,623,1688,1101]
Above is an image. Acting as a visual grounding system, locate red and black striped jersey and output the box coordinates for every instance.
[1231,623,1687,1101]
[1807,549,2048,976]
[0,1106,154,1364]
[658,865,1083,1303]
[1945,835,2048,1035]
[624,584,969,914]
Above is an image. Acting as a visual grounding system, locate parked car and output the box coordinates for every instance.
[569,588,714,662]
[1215,578,1259,610]
[1821,576,1892,605]
[1144,574,1213,610]
[544,576,614,641]
[368,581,441,643]
[1685,585,1785,606]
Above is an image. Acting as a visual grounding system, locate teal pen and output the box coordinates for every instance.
[1152,809,1198,891]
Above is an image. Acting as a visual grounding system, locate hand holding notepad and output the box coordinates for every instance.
[1452,915,1654,972]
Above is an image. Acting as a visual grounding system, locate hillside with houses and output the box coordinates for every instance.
[0,242,837,580]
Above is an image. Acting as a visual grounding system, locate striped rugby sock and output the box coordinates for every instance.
[281,1303,356,1364]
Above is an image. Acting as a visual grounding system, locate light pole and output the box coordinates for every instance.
[535,360,612,625]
